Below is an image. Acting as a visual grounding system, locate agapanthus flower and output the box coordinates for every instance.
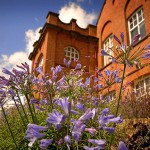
[83,146,101,150]
[118,141,128,150]
[64,135,71,145]
[100,108,109,115]
[75,63,81,70]
[141,51,150,59]
[64,58,71,67]
[85,77,91,86]
[59,97,71,115]
[131,34,140,46]
[36,66,44,76]
[25,124,47,147]
[71,119,86,142]
[83,139,106,150]
[79,109,93,121]
[72,131,81,142]
[76,103,85,112]
[88,139,106,147]
[46,109,66,129]
[85,127,97,136]
[51,65,62,76]
[144,44,150,50]
[39,139,53,150]
[103,127,115,134]
[101,49,111,56]
[36,105,46,111]
[27,123,48,132]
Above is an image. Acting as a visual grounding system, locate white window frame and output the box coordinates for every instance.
[103,35,113,66]
[38,56,43,67]
[128,7,146,43]
[64,47,79,61]
[134,76,150,99]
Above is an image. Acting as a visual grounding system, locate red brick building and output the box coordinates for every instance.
[29,0,150,98]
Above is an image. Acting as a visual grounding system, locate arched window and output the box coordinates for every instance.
[64,47,79,61]
[37,56,43,67]
[128,7,146,43]
[103,35,113,66]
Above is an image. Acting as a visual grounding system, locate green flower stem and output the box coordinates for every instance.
[108,63,126,150]
[115,63,126,116]
[1,106,18,149]
[16,91,29,123]
[12,97,26,129]
[49,92,53,112]
[76,143,79,150]
[25,93,36,123]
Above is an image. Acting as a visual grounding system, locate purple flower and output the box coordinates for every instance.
[25,124,47,147]
[70,109,80,115]
[72,131,81,142]
[113,34,121,44]
[64,135,71,144]
[100,49,110,56]
[85,127,97,136]
[46,109,66,129]
[2,68,14,76]
[85,77,91,86]
[76,103,85,112]
[39,139,53,149]
[83,139,106,150]
[75,63,81,70]
[39,99,48,105]
[141,51,150,59]
[36,66,44,76]
[115,77,121,83]
[100,108,109,115]
[88,139,106,147]
[131,34,140,46]
[120,43,126,53]
[35,105,46,111]
[104,70,111,76]
[79,109,93,121]
[120,32,124,43]
[83,146,100,150]
[144,44,150,50]
[103,127,115,134]
[109,116,123,123]
[59,97,71,115]
[51,65,62,76]
[64,58,71,67]
[92,108,98,119]
[30,98,38,104]
[118,141,128,150]
[27,124,48,132]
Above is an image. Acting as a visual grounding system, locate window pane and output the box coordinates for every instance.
[103,35,113,66]
[140,22,146,38]
[64,47,79,60]
[131,27,138,40]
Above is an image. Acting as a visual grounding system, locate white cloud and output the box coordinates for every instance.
[0,27,41,77]
[25,27,41,55]
[59,2,97,28]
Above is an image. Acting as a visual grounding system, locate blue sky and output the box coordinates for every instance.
[0,0,104,75]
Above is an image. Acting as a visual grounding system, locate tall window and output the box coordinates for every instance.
[103,35,113,66]
[128,8,146,43]
[38,56,43,67]
[64,47,79,61]
[135,76,150,98]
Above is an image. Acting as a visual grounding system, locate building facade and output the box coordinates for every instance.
[29,0,150,98]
